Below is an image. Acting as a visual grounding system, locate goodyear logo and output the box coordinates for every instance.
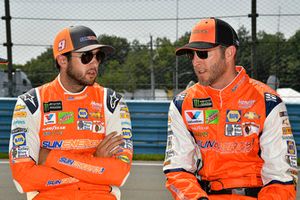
[78,108,88,119]
[226,110,241,123]
[13,133,26,146]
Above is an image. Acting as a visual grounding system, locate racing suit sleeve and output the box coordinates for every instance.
[9,91,78,193]
[258,95,297,199]
[163,100,208,199]
[44,95,132,186]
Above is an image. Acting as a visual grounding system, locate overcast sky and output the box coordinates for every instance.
[1,0,300,64]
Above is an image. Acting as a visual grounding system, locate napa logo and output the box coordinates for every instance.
[122,128,132,139]
[226,110,241,123]
[13,133,26,146]
[185,110,204,124]
[78,108,88,119]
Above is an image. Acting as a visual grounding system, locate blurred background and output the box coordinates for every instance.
[1,0,300,100]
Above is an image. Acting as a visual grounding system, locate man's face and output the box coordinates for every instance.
[66,49,101,86]
[191,46,227,87]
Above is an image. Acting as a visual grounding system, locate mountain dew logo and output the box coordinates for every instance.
[58,112,74,124]
[205,110,219,124]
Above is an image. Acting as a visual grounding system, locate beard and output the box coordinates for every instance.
[66,63,97,86]
[197,59,226,87]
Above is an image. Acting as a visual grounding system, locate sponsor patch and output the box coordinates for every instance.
[185,110,204,124]
[13,133,26,146]
[165,150,175,160]
[122,128,132,139]
[286,155,297,168]
[78,108,88,119]
[117,155,130,163]
[89,112,102,119]
[205,110,219,124]
[197,139,255,153]
[238,100,255,109]
[282,127,292,135]
[47,177,78,186]
[120,112,130,119]
[92,121,105,133]
[14,104,26,111]
[265,93,278,102]
[226,110,241,123]
[242,122,260,136]
[12,120,25,126]
[42,139,101,149]
[58,112,74,124]
[12,146,29,159]
[11,127,27,134]
[44,113,56,125]
[279,111,288,117]
[225,124,242,136]
[192,98,213,108]
[67,94,88,101]
[91,101,102,110]
[77,121,93,131]
[59,157,105,174]
[282,118,291,127]
[287,140,296,155]
[43,101,62,113]
[13,111,27,118]
[244,111,260,120]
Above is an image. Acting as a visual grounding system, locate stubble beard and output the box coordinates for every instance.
[66,63,96,86]
[197,60,226,87]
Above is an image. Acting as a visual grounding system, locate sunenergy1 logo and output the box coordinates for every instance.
[185,110,204,124]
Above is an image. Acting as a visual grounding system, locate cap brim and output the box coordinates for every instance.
[0,57,8,64]
[74,44,115,58]
[175,42,218,56]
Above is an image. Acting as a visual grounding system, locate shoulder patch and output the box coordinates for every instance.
[20,88,39,114]
[106,88,122,113]
[173,92,187,114]
[265,92,282,117]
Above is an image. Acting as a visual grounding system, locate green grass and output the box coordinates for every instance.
[0,152,8,159]
[133,154,165,161]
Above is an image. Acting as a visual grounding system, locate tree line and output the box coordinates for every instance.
[11,26,300,93]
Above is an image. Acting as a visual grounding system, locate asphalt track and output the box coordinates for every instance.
[0,160,299,200]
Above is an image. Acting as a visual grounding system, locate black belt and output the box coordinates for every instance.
[199,181,262,197]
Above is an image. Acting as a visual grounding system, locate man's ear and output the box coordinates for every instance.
[56,55,68,68]
[225,45,236,60]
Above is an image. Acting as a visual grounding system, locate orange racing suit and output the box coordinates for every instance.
[9,75,133,200]
[163,66,297,200]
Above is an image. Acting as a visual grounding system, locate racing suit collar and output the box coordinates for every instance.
[203,66,249,96]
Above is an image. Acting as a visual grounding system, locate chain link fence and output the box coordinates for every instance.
[1,0,299,99]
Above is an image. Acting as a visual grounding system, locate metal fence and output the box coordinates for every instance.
[1,98,300,155]
[1,0,300,98]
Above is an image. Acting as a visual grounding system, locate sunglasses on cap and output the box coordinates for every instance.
[187,51,209,60]
[72,51,105,65]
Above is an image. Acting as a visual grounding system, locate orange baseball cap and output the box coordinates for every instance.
[0,57,8,65]
[176,18,239,56]
[53,25,115,59]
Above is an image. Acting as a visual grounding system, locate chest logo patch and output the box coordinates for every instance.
[226,110,241,123]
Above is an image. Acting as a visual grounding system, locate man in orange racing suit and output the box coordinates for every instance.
[9,25,133,200]
[163,18,297,200]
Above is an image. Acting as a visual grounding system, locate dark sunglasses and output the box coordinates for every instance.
[187,51,208,60]
[73,51,105,65]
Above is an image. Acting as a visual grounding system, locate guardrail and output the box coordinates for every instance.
[1,98,300,155]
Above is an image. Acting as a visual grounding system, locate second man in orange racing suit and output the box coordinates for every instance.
[163,18,297,200]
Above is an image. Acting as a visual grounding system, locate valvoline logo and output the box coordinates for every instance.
[185,110,204,124]
[44,113,56,125]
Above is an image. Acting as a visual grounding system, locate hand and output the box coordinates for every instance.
[94,131,124,158]
[38,148,51,165]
